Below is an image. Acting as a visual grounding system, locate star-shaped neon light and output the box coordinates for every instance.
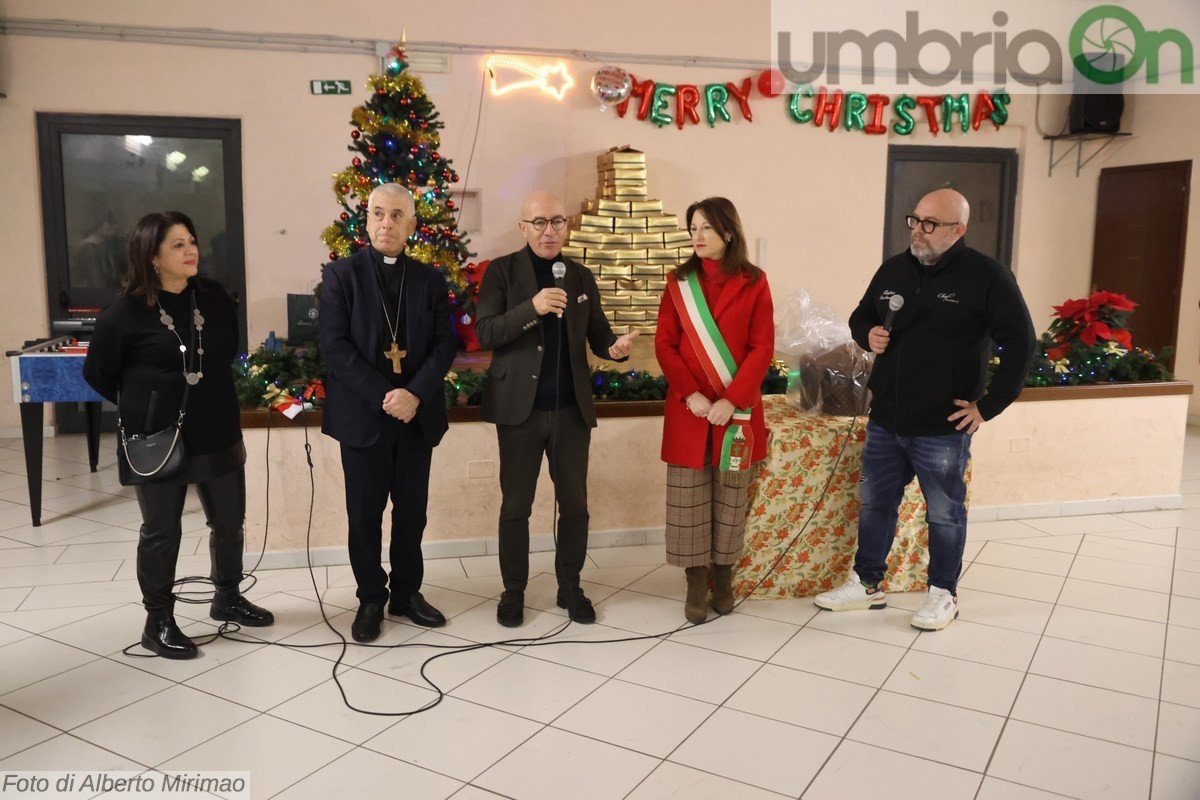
[485,57,575,101]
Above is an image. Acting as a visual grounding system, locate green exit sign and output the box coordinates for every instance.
[311,80,352,95]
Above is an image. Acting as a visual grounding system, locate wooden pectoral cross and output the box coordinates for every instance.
[385,342,407,374]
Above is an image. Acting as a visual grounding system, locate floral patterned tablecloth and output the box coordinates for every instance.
[734,395,964,600]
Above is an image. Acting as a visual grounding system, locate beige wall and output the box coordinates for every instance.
[243,391,1187,553]
[2,0,1197,432]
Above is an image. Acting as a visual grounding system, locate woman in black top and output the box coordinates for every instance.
[84,211,274,659]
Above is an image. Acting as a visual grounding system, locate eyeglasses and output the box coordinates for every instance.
[906,215,960,234]
[522,216,568,232]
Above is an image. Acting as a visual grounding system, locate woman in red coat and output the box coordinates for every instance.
[655,197,774,624]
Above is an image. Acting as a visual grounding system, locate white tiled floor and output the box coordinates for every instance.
[1,431,1200,799]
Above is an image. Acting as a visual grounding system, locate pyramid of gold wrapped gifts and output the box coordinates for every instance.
[559,146,693,335]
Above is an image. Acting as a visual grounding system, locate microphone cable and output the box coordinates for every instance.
[191,322,877,717]
[215,367,869,717]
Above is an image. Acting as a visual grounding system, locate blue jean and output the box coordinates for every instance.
[853,422,972,594]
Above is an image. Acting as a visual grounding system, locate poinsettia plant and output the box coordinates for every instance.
[1044,290,1137,360]
[1003,289,1174,387]
[1012,291,1171,388]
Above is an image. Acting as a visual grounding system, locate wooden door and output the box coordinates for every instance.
[1091,161,1191,368]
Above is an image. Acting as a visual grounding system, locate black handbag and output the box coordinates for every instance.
[117,385,190,486]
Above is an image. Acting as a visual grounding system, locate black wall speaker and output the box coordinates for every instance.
[1068,92,1125,134]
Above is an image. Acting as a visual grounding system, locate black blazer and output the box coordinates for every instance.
[318,249,457,448]
[475,248,620,428]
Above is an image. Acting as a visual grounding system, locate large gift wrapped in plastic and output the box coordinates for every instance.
[775,290,872,416]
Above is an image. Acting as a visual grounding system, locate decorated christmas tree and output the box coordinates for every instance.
[321,37,473,307]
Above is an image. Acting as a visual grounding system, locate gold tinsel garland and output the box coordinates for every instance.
[330,167,374,204]
[415,195,445,220]
[349,107,440,147]
[321,224,353,258]
[368,73,425,96]
[408,242,466,290]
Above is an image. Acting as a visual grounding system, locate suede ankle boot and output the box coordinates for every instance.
[711,563,735,616]
[684,566,709,624]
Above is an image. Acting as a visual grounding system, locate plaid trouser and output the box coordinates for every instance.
[664,459,751,568]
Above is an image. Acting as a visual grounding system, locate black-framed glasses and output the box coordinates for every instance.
[522,216,568,232]
[906,215,960,234]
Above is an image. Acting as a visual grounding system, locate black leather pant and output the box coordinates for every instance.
[134,467,246,617]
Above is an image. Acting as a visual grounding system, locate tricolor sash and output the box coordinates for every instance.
[668,272,754,474]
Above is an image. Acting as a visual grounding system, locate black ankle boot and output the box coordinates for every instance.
[141,615,198,659]
[210,593,275,627]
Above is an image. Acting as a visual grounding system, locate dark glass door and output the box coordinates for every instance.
[37,114,245,432]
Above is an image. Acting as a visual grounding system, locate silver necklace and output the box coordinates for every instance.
[157,291,204,385]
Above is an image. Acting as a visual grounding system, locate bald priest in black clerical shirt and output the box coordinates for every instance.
[319,183,457,643]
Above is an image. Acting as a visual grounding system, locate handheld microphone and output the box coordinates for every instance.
[882,294,904,332]
[551,261,566,318]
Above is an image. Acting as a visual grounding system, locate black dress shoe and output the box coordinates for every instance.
[388,592,446,628]
[351,601,384,642]
[496,590,524,628]
[141,616,198,659]
[556,588,596,624]
[210,594,275,627]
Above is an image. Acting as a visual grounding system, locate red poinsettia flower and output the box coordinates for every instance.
[1091,291,1137,312]
[1079,320,1111,347]
[1052,297,1089,321]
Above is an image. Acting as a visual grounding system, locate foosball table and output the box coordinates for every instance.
[6,336,104,526]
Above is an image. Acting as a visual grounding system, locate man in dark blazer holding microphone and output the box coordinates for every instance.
[319,183,457,642]
[476,190,638,628]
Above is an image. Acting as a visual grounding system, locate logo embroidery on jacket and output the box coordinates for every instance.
[937,292,960,303]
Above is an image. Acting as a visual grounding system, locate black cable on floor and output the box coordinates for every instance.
[140,366,871,718]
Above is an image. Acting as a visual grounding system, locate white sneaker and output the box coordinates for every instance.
[814,572,887,611]
[911,586,958,631]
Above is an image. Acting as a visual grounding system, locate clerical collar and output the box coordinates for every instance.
[370,246,404,268]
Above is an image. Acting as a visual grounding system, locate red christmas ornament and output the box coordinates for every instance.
[431,152,440,160]
[352,158,361,167]
[451,174,460,183]
[446,200,456,209]
[350,130,360,139]
[410,146,419,154]
[329,251,338,260]
[368,146,377,155]
[340,212,350,221]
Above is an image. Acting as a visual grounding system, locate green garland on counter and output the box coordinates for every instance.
[234,345,788,411]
